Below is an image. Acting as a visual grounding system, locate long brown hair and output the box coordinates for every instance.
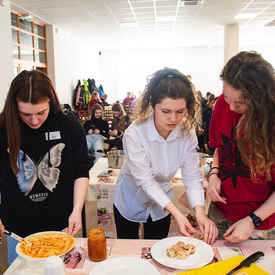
[91,103,103,118]
[111,103,127,131]
[132,67,198,132]
[220,51,275,181]
[0,70,62,175]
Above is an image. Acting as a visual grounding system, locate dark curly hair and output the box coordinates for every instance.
[132,67,198,132]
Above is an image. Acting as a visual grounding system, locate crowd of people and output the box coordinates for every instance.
[0,50,275,266]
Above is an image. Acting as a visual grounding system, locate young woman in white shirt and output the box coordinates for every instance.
[113,68,218,244]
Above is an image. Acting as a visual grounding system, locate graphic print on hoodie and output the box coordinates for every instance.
[16,143,65,196]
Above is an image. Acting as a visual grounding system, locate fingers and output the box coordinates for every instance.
[209,188,227,204]
[61,227,69,234]
[199,222,218,245]
[179,223,197,237]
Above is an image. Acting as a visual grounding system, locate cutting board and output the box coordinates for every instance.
[176,256,269,275]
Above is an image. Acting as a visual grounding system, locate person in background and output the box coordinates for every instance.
[207,51,275,243]
[109,103,130,150]
[201,92,212,109]
[194,91,205,152]
[88,91,102,108]
[122,92,135,108]
[0,70,90,265]
[113,68,218,243]
[62,103,80,119]
[83,104,109,163]
[201,94,218,151]
[101,93,110,106]
[205,96,218,131]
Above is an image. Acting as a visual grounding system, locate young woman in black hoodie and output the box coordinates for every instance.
[0,70,90,265]
[83,104,109,163]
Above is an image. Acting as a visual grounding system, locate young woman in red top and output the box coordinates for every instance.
[207,51,275,243]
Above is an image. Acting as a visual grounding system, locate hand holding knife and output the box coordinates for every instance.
[226,251,264,275]
[4,230,32,246]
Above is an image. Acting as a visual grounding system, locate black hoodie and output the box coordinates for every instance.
[0,110,90,237]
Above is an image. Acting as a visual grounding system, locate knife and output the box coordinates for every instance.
[226,251,264,275]
[4,230,32,246]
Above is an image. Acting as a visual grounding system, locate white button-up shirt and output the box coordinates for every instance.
[113,114,204,223]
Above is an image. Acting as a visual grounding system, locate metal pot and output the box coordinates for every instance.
[107,150,125,168]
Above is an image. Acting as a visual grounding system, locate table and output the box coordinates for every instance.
[85,158,211,238]
[4,238,275,274]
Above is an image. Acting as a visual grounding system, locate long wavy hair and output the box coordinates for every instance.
[132,67,198,132]
[220,51,275,182]
[91,103,103,119]
[111,103,127,131]
[0,70,62,175]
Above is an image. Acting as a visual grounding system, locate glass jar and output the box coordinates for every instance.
[88,228,107,261]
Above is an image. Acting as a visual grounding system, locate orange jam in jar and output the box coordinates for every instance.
[88,228,107,261]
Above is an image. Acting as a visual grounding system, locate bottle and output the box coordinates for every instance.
[88,228,107,261]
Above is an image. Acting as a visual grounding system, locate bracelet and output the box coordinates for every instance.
[207,172,219,181]
[209,166,219,173]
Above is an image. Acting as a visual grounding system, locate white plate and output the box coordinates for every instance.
[151,236,214,270]
[16,231,75,261]
[89,257,159,275]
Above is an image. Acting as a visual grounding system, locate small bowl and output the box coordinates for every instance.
[107,150,125,169]
[198,152,209,166]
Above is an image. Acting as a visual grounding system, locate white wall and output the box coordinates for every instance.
[46,27,99,106]
[99,47,225,103]
[0,2,15,111]
[99,45,275,103]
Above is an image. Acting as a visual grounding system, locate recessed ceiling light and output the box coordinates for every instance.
[119,22,139,28]
[156,16,175,22]
[235,13,258,20]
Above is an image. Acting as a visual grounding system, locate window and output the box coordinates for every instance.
[11,10,47,76]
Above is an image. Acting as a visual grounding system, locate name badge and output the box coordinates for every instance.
[45,131,61,141]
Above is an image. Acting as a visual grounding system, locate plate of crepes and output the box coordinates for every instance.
[151,236,214,270]
[16,231,75,260]
[89,257,159,275]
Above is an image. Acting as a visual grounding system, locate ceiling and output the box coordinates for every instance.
[9,0,275,50]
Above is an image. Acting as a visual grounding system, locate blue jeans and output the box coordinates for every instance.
[86,134,104,163]
[7,235,19,265]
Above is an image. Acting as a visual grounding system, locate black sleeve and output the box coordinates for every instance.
[83,121,91,135]
[100,120,110,139]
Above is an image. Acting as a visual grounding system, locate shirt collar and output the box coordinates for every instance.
[147,113,182,142]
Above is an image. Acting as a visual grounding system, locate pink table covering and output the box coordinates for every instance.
[5,238,275,274]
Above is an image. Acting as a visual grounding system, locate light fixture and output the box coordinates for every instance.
[156,16,175,22]
[179,0,204,6]
[119,22,139,28]
[234,13,258,20]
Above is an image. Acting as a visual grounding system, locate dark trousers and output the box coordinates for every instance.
[113,205,171,239]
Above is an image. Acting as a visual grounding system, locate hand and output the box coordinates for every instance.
[174,212,197,237]
[109,130,118,136]
[223,216,255,243]
[0,219,5,233]
[94,129,100,134]
[207,174,227,204]
[62,211,82,236]
[196,213,218,245]
[88,129,94,134]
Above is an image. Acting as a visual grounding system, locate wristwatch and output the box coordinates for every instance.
[248,213,263,228]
